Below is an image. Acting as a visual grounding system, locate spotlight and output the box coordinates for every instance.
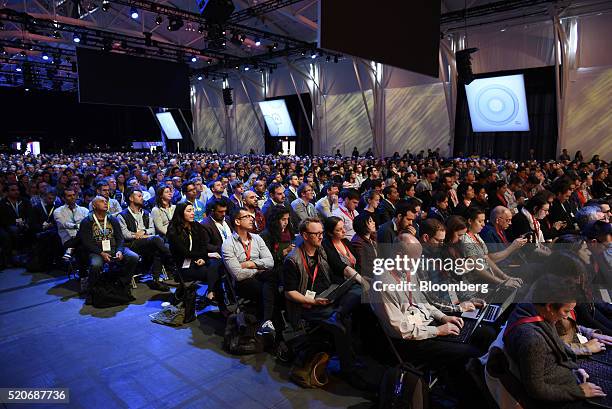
[244,66,249,71]
[42,53,49,60]
[155,15,163,25]
[73,33,81,43]
[207,59,212,64]
[255,38,261,46]
[130,7,139,19]
[191,56,197,62]
[167,17,183,32]
[197,75,203,80]
[25,88,30,92]
[198,25,205,34]
[272,42,278,49]
[211,77,216,82]
[19,50,27,57]
[52,30,61,39]
[311,54,317,59]
[101,0,110,11]
[16,67,22,72]
[239,34,246,43]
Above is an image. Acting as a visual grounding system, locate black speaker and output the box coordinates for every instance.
[456,47,478,85]
[197,0,235,23]
[222,87,233,105]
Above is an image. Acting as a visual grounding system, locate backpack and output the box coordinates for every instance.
[289,351,330,388]
[87,272,133,308]
[223,312,264,355]
[173,281,198,324]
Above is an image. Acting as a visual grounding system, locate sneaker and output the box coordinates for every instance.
[150,280,170,292]
[257,320,276,336]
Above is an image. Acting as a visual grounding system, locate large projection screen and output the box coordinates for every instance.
[156,112,183,140]
[258,99,297,137]
[465,74,530,132]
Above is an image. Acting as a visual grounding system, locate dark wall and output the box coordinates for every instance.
[453,66,558,160]
[0,87,161,152]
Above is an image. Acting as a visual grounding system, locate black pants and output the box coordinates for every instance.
[88,249,139,287]
[235,269,278,322]
[0,225,27,262]
[127,236,172,279]
[177,258,222,296]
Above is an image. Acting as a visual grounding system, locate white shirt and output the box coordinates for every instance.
[332,205,359,240]
[53,204,89,244]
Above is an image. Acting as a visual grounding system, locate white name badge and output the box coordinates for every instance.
[101,240,111,252]
[305,290,316,300]
[182,258,191,269]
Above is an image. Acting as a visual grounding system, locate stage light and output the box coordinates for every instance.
[101,1,110,11]
[239,34,246,43]
[25,88,30,92]
[52,30,61,39]
[244,66,249,71]
[198,25,205,34]
[130,7,139,19]
[255,38,261,46]
[197,75,203,80]
[167,17,184,32]
[73,33,81,43]
[207,59,212,64]
[42,53,49,60]
[211,77,216,82]
[19,50,27,57]
[191,56,197,62]
[155,15,163,25]
[16,67,22,72]
[272,42,278,49]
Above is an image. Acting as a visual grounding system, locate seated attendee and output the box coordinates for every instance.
[480,206,528,267]
[504,276,606,407]
[150,185,175,237]
[167,202,222,304]
[487,180,509,209]
[591,169,611,199]
[118,189,172,291]
[419,219,485,314]
[222,207,276,335]
[427,191,451,224]
[262,182,288,218]
[27,187,62,269]
[369,232,486,404]
[377,199,419,247]
[332,189,360,240]
[461,207,523,288]
[54,187,89,260]
[228,180,244,210]
[0,182,31,267]
[360,189,382,228]
[454,182,475,218]
[584,220,612,287]
[444,215,468,259]
[89,181,122,216]
[509,196,554,258]
[260,206,294,277]
[377,186,399,225]
[243,190,266,234]
[201,198,232,258]
[321,216,368,289]
[106,176,124,207]
[351,214,378,278]
[550,181,579,233]
[180,180,205,223]
[283,218,361,379]
[556,309,611,357]
[79,196,139,292]
[315,182,339,219]
[205,179,226,210]
[290,183,317,228]
[284,174,300,205]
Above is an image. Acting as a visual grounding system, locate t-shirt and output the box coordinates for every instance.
[92,216,117,253]
[283,251,331,295]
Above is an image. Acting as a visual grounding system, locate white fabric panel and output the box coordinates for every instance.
[321,91,373,156]
[385,84,450,157]
[385,65,441,89]
[467,22,555,74]
[320,59,373,95]
[563,66,612,160]
[234,103,265,154]
[268,65,308,97]
[578,13,612,69]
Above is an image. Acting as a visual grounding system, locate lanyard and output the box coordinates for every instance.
[41,203,55,222]
[334,240,356,266]
[299,248,319,290]
[192,200,200,212]
[339,207,355,221]
[128,206,142,227]
[496,227,508,244]
[94,214,108,236]
[530,214,541,240]
[240,237,252,261]
[162,207,172,222]
[217,222,228,239]
[467,231,485,250]
[8,200,20,217]
[503,316,544,339]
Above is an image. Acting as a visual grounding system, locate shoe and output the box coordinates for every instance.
[257,320,276,336]
[150,280,170,292]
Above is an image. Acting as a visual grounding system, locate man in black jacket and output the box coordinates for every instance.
[118,189,171,291]
[201,198,231,258]
[0,182,31,267]
[80,196,139,290]
[377,185,400,225]
[261,182,288,218]
[27,187,62,270]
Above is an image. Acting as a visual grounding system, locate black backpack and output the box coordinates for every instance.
[223,312,264,355]
[173,280,198,324]
[87,273,133,308]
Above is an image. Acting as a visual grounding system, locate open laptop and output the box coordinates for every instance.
[580,357,612,408]
[435,306,487,344]
[461,286,518,323]
[316,272,358,303]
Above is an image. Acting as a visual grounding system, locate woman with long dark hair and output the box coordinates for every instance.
[350,213,378,278]
[151,185,175,237]
[167,202,220,303]
[260,205,294,271]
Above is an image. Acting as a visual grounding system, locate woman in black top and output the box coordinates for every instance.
[167,202,221,303]
[360,190,382,228]
[427,191,450,224]
[260,205,294,273]
[322,216,358,283]
[350,213,378,278]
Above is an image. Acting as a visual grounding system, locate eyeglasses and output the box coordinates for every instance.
[237,215,254,220]
[304,231,324,237]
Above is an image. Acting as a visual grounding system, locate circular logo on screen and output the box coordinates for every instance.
[475,84,520,126]
[263,115,280,136]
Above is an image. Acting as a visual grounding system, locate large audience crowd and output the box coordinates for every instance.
[0,149,611,408]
